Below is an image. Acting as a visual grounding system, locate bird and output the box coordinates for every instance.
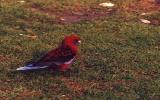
[16,34,81,71]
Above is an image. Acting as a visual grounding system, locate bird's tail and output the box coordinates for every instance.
[16,64,48,71]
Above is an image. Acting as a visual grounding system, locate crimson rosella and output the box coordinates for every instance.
[16,34,81,71]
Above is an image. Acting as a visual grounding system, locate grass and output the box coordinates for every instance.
[0,0,160,99]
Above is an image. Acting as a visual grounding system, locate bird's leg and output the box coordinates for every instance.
[59,64,70,71]
[48,63,59,71]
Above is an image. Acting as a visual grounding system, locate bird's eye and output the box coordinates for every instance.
[74,40,78,43]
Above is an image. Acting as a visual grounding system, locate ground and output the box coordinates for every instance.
[0,0,160,99]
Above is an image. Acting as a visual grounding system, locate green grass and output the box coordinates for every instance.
[0,0,160,99]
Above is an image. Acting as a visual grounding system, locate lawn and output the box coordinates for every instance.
[0,0,160,99]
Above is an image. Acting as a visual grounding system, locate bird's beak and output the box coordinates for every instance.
[78,40,81,44]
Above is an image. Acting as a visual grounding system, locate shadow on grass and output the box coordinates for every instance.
[3,48,81,84]
[8,67,79,80]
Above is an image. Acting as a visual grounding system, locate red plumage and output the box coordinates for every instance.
[17,34,81,71]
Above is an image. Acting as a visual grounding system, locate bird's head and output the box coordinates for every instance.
[62,34,81,46]
[61,34,81,53]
